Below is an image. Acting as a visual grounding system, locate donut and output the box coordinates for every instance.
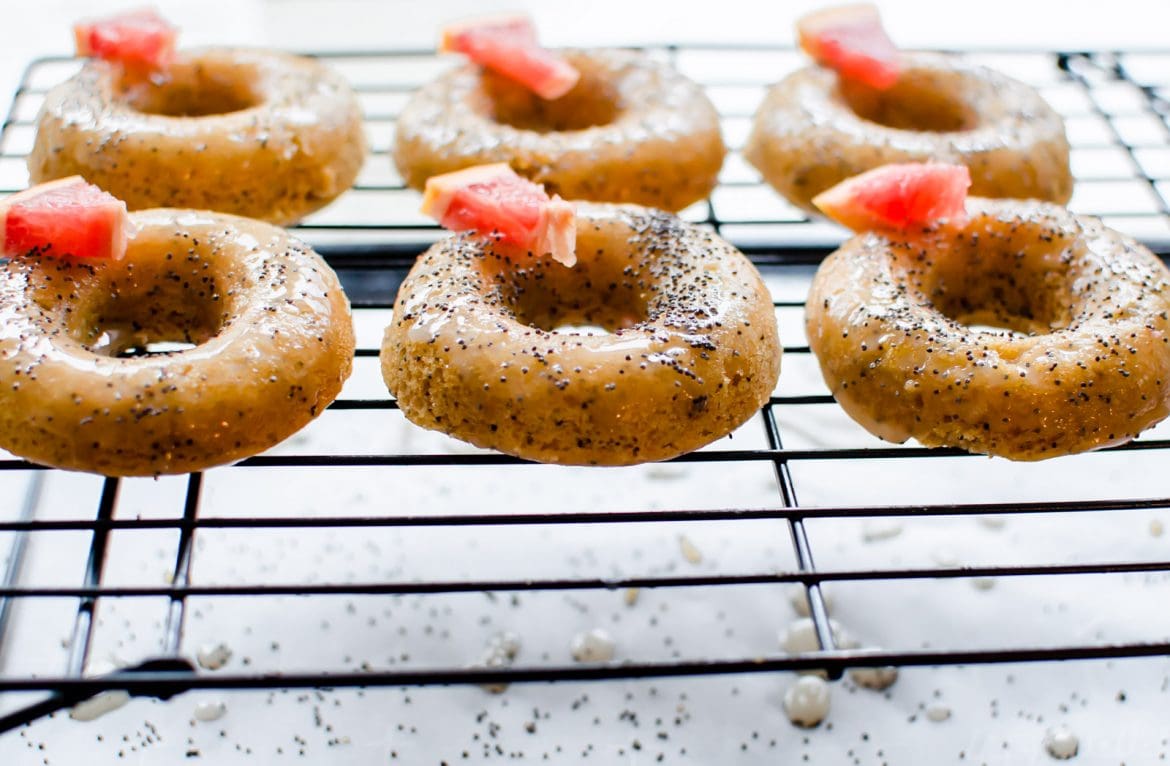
[27,48,368,226]
[393,49,725,212]
[805,197,1170,460]
[381,203,781,465]
[0,208,355,475]
[744,53,1072,213]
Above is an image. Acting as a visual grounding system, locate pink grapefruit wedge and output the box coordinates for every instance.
[797,4,900,90]
[421,164,577,267]
[440,15,579,100]
[74,8,177,71]
[812,163,972,232]
[0,177,133,261]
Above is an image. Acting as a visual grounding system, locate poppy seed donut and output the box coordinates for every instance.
[806,198,1170,460]
[745,54,1072,213]
[393,49,725,212]
[381,203,780,465]
[28,48,367,226]
[0,208,355,475]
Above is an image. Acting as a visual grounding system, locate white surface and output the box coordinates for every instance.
[0,0,1166,102]
[1,2,1170,765]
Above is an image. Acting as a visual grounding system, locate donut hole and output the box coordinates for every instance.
[839,72,977,132]
[479,68,619,133]
[112,340,199,358]
[931,277,1065,335]
[77,260,233,358]
[118,59,263,117]
[550,323,612,336]
[84,294,227,358]
[496,260,646,333]
[925,242,1075,336]
[516,296,644,335]
[961,322,1031,338]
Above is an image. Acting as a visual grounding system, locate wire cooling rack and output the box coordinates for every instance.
[0,45,1169,737]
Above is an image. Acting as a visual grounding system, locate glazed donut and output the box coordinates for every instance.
[806,198,1170,460]
[393,49,725,212]
[0,208,355,475]
[381,203,781,465]
[745,54,1072,213]
[28,48,367,226]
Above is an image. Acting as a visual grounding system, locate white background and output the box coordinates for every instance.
[0,0,1166,99]
[1,2,1169,765]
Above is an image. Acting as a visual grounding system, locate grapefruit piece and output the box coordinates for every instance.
[421,164,577,267]
[797,4,900,90]
[812,163,972,232]
[0,177,133,261]
[440,15,580,100]
[74,8,177,71]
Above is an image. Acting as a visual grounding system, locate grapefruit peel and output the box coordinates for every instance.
[0,177,134,261]
[797,4,900,90]
[421,163,578,267]
[812,162,972,233]
[74,8,178,72]
[440,15,579,100]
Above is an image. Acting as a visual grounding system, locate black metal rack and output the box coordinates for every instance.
[0,45,1169,736]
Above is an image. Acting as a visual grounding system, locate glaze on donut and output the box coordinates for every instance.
[393,49,725,212]
[805,198,1170,460]
[28,48,368,226]
[0,208,355,475]
[381,203,780,465]
[745,54,1072,213]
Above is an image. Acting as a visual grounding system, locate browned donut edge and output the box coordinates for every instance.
[381,203,780,465]
[28,48,368,226]
[393,49,726,212]
[745,54,1073,212]
[805,198,1170,460]
[0,209,355,475]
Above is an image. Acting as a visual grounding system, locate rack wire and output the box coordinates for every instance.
[0,45,1169,735]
